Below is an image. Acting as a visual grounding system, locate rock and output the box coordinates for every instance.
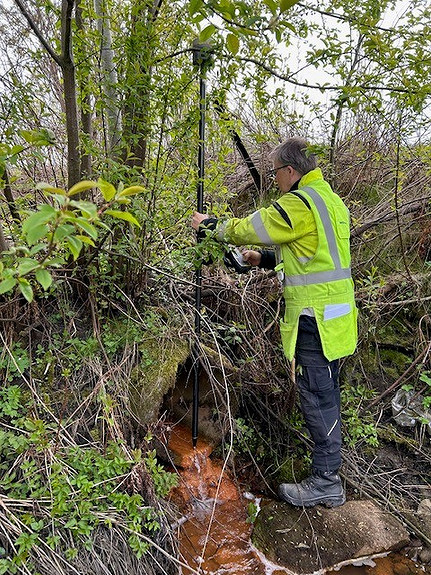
[419,545,431,563]
[418,498,431,518]
[129,335,189,425]
[163,344,240,445]
[403,497,431,564]
[252,499,410,574]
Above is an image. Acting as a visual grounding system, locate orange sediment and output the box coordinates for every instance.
[166,425,265,575]
[165,425,425,575]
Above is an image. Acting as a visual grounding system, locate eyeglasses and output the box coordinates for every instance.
[268,164,290,177]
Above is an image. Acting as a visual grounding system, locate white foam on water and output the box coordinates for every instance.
[251,543,298,575]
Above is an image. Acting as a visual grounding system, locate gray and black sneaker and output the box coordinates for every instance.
[278,471,346,508]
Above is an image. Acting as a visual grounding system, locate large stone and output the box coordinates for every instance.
[129,335,190,425]
[252,499,410,574]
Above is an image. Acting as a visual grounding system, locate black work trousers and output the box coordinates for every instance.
[295,315,341,474]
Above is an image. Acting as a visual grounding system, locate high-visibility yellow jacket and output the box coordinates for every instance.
[215,168,358,361]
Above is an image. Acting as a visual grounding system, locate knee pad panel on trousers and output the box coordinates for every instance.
[297,365,339,412]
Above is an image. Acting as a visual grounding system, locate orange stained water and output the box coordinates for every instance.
[166,425,426,575]
[167,425,265,574]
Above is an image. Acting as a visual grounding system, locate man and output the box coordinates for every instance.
[191,136,357,507]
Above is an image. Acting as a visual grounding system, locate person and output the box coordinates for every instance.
[191,136,358,508]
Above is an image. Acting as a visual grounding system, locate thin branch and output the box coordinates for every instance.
[297,2,396,34]
[329,35,364,184]
[2,167,21,223]
[393,114,415,284]
[13,0,62,66]
[351,195,431,238]
[239,56,425,94]
[364,342,431,412]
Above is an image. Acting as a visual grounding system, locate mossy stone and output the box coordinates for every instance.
[129,335,189,425]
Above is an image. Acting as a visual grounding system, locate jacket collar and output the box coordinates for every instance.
[298,168,324,188]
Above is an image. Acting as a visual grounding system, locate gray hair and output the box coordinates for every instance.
[270,137,317,175]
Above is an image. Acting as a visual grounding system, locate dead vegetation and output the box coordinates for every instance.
[1,128,431,571]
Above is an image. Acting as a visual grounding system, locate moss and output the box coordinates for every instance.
[378,317,414,350]
[377,424,423,454]
[129,335,190,425]
[199,343,240,374]
[276,456,309,484]
[378,348,412,380]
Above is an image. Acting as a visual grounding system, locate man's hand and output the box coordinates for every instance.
[242,250,262,266]
[191,211,209,231]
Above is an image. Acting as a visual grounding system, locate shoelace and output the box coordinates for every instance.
[301,476,317,490]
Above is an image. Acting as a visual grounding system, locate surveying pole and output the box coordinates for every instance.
[192,40,213,448]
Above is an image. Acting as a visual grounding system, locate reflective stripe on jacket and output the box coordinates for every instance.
[217,168,358,362]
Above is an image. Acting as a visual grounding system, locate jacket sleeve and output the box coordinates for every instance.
[258,250,276,269]
[216,197,313,247]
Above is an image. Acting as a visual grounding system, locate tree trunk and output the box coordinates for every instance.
[61,0,81,188]
[3,169,20,223]
[94,0,122,154]
[14,0,81,188]
[123,0,163,169]
[76,2,92,178]
[0,222,8,253]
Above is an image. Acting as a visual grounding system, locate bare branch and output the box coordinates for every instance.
[239,56,426,94]
[13,0,62,66]
[351,196,431,238]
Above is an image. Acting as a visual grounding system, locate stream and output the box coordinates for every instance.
[165,425,426,575]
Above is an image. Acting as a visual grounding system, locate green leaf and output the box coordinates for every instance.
[45,257,65,267]
[75,218,98,239]
[76,235,95,247]
[22,206,56,236]
[118,185,146,197]
[20,128,54,146]
[105,210,141,227]
[53,224,74,243]
[36,182,67,195]
[189,0,203,15]
[35,269,53,290]
[226,33,240,55]
[419,373,431,386]
[38,128,56,145]
[11,145,24,156]
[280,0,300,12]
[98,178,117,202]
[66,236,83,260]
[27,224,48,245]
[263,0,278,15]
[18,278,34,302]
[200,24,216,42]
[239,27,258,36]
[69,200,98,219]
[20,129,38,144]
[17,258,39,275]
[281,20,296,33]
[29,243,47,256]
[68,180,98,197]
[0,277,17,294]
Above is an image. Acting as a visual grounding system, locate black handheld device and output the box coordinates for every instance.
[223,247,251,274]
